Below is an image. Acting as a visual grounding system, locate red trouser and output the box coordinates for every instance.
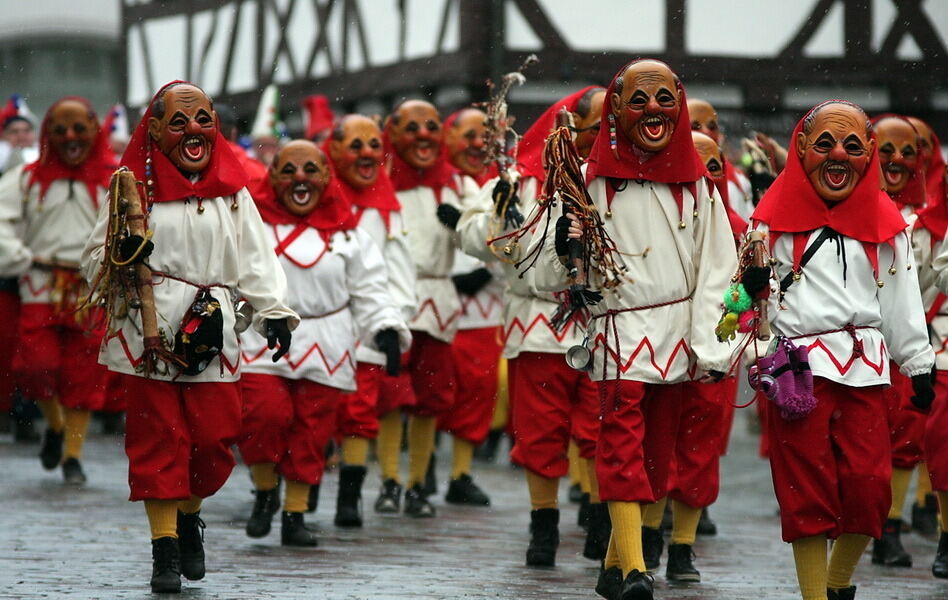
[405,331,456,418]
[239,373,341,485]
[767,377,890,542]
[440,327,503,444]
[357,359,416,418]
[0,290,20,412]
[15,303,107,411]
[924,372,948,491]
[596,380,682,503]
[669,380,726,509]
[337,364,384,439]
[885,365,926,469]
[719,376,738,455]
[118,374,242,501]
[508,352,599,477]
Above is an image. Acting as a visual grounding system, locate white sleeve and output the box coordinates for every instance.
[457,180,501,263]
[932,235,948,295]
[80,198,110,286]
[348,229,412,352]
[880,230,935,376]
[0,166,31,277]
[690,180,740,373]
[234,189,300,333]
[381,211,418,323]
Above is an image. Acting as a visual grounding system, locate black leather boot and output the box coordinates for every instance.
[871,518,912,567]
[61,457,86,485]
[596,565,622,600]
[665,543,701,582]
[933,532,948,578]
[422,452,437,496]
[404,483,436,518]
[281,511,318,546]
[150,537,181,593]
[334,465,367,527]
[583,502,612,560]
[306,482,320,513]
[39,428,63,470]
[618,569,654,600]
[445,473,491,506]
[696,507,717,536]
[642,526,664,572]
[177,511,205,581]
[526,508,559,567]
[246,488,280,538]
[912,493,939,536]
[374,478,403,513]
[578,492,592,529]
[827,585,856,600]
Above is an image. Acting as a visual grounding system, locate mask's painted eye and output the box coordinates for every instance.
[281,163,296,175]
[844,141,866,156]
[304,162,319,174]
[369,138,381,149]
[902,146,916,158]
[656,90,676,106]
[426,120,440,132]
[350,139,363,151]
[406,122,419,133]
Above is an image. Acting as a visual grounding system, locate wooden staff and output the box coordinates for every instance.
[747,230,771,341]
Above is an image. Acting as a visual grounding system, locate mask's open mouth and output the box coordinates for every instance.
[63,141,85,163]
[822,162,851,190]
[356,157,377,180]
[641,116,667,141]
[292,183,312,205]
[182,136,206,162]
[884,163,906,187]
[413,140,435,161]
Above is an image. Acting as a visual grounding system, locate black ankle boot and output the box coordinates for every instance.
[177,511,205,581]
[933,532,948,578]
[665,543,701,582]
[583,502,612,560]
[696,507,717,536]
[474,428,502,463]
[61,457,86,485]
[281,511,318,546]
[660,502,672,533]
[912,493,939,536]
[596,565,622,600]
[13,413,39,443]
[871,518,912,567]
[578,492,592,529]
[423,452,437,496]
[642,526,664,572]
[618,569,654,600]
[445,473,491,506]
[306,482,320,513]
[827,585,856,600]
[374,478,402,513]
[404,483,436,518]
[335,465,367,527]
[526,508,559,567]
[150,536,181,593]
[39,428,63,470]
[568,482,584,504]
[246,488,280,538]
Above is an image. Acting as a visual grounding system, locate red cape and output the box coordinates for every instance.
[24,96,116,206]
[586,60,706,184]
[709,163,748,239]
[752,103,906,244]
[252,176,356,234]
[121,80,248,205]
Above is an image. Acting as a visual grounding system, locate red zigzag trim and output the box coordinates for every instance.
[591,335,693,380]
[462,293,503,320]
[411,298,460,331]
[503,312,578,345]
[803,338,886,376]
[106,330,239,375]
[242,343,353,375]
[20,273,51,298]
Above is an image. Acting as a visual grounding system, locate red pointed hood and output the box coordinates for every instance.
[121,80,248,205]
[24,96,116,206]
[586,59,706,184]
[752,102,906,244]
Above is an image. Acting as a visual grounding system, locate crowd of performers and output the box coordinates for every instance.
[0,55,946,600]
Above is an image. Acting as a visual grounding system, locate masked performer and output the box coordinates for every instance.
[750,100,933,600]
[458,86,609,567]
[868,114,930,568]
[81,81,298,594]
[239,139,409,545]
[0,97,116,483]
[325,114,417,523]
[436,107,503,506]
[688,98,754,221]
[527,61,735,599]
[378,99,464,518]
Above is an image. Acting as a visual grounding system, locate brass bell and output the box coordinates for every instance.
[678,221,686,229]
[888,267,897,275]
[792,271,801,281]
[605,210,613,218]
[877,280,885,288]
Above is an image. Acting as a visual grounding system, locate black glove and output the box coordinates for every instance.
[741,266,771,298]
[436,204,461,230]
[492,180,519,215]
[708,370,726,383]
[452,267,492,296]
[375,328,401,377]
[266,318,292,362]
[119,234,154,264]
[555,215,572,257]
[910,372,936,412]
[749,170,776,205]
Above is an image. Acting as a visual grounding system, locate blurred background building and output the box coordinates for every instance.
[1,0,945,140]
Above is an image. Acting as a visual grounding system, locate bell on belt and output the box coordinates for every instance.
[565,336,593,372]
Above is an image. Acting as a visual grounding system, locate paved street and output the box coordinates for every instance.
[1,414,945,600]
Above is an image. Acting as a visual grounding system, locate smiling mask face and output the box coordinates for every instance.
[329,115,384,189]
[48,100,98,167]
[795,103,874,203]
[269,140,330,217]
[445,109,488,178]
[610,61,681,154]
[875,117,919,195]
[148,84,218,174]
[387,100,443,170]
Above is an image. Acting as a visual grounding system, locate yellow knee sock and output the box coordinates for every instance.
[604,532,621,569]
[178,495,202,515]
[250,463,279,491]
[491,357,509,430]
[827,533,871,591]
[916,463,933,504]
[451,437,474,479]
[791,535,828,600]
[584,458,600,503]
[284,480,310,513]
[671,500,702,546]
[938,491,948,531]
[377,410,403,483]
[62,408,90,460]
[642,497,668,530]
[525,470,559,510]
[37,398,64,432]
[407,415,436,487]
[608,501,646,576]
[341,436,370,466]
[888,467,912,520]
[145,500,179,539]
[568,441,581,486]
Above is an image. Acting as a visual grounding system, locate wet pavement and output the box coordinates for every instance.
[1,414,946,600]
